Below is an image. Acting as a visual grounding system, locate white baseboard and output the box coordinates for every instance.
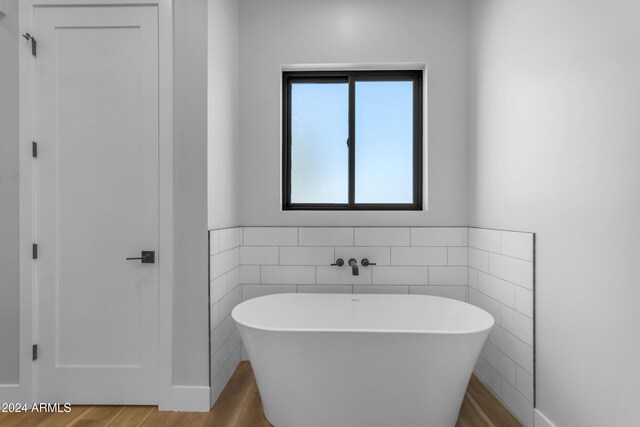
[535,409,558,427]
[172,385,211,412]
[0,385,20,403]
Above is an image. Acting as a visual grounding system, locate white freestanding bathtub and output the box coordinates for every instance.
[232,293,494,427]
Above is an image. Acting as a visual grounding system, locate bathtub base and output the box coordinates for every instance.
[242,329,487,427]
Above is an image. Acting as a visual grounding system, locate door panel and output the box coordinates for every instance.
[36,5,159,404]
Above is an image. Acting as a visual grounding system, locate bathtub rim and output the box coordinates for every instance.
[232,293,495,336]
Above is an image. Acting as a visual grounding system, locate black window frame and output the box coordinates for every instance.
[282,70,423,211]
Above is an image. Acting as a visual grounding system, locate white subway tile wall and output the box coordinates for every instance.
[409,285,467,302]
[209,228,243,407]
[238,227,469,296]
[468,227,501,253]
[243,227,298,246]
[500,232,534,262]
[335,246,391,265]
[372,266,429,285]
[219,227,241,252]
[469,247,489,272]
[210,226,534,425]
[447,247,468,266]
[474,357,502,396]
[481,341,517,385]
[502,379,535,427]
[299,227,354,246]
[242,284,296,300]
[429,266,468,285]
[411,227,468,247]
[353,285,409,294]
[279,246,334,265]
[297,284,353,294]
[516,366,534,403]
[489,324,534,373]
[354,227,411,246]
[239,246,279,265]
[468,227,535,426]
[390,247,447,266]
[316,266,372,285]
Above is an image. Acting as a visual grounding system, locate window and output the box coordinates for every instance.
[282,70,423,210]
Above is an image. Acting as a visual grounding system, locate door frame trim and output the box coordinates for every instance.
[19,0,174,409]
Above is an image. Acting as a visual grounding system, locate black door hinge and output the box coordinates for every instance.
[32,243,38,259]
[32,141,37,158]
[32,344,38,361]
[22,33,36,57]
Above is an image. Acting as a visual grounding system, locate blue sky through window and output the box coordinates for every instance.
[291,83,349,203]
[290,79,414,205]
[355,81,414,203]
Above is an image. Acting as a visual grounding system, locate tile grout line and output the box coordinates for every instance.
[472,281,533,320]
[486,325,535,360]
[469,264,533,292]
[481,343,523,390]
[483,347,534,385]
[469,245,533,263]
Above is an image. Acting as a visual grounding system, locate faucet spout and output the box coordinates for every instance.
[348,258,359,276]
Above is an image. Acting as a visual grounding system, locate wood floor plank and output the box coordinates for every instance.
[1,411,51,427]
[1,406,83,427]
[68,406,126,427]
[1,405,93,427]
[456,395,492,427]
[137,405,217,427]
[31,406,92,427]
[0,363,522,427]
[234,380,273,427]
[137,409,187,427]
[102,406,154,427]
[209,362,255,427]
[461,392,495,427]
[466,375,522,427]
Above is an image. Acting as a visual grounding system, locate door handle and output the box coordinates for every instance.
[126,251,155,264]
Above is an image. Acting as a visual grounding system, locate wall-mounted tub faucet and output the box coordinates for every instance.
[348,258,359,276]
[331,258,374,276]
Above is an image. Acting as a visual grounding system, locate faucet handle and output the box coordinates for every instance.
[331,258,345,267]
[361,258,376,267]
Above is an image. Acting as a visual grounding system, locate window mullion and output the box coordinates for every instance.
[348,76,355,207]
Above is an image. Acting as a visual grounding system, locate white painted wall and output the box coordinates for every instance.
[172,0,210,387]
[208,0,239,229]
[0,0,20,385]
[207,0,241,406]
[238,0,470,226]
[469,1,640,426]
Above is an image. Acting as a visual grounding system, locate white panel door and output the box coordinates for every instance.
[35,5,159,404]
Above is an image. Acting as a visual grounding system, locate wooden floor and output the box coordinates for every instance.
[0,362,521,427]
